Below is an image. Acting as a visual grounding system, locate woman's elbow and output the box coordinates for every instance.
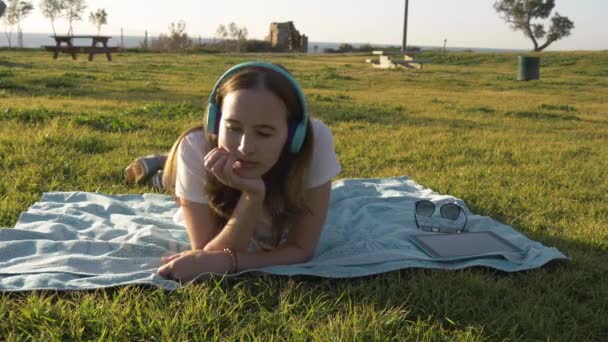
[298,248,315,263]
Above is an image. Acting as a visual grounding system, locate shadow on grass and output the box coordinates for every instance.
[0,107,68,124]
[0,103,205,133]
[312,102,493,131]
[504,110,580,121]
[0,58,33,68]
[39,135,117,154]
[70,115,147,133]
[0,77,196,103]
[0,78,29,91]
[461,104,608,126]
[0,108,152,133]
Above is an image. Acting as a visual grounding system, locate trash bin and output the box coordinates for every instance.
[517,56,540,81]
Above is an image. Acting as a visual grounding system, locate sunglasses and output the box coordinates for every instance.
[414,200,468,233]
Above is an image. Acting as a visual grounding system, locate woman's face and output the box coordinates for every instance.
[218,88,289,178]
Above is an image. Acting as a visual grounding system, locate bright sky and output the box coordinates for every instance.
[18,0,608,50]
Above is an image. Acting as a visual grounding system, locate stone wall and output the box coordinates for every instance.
[267,21,308,52]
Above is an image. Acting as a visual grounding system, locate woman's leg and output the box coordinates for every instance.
[124,154,167,185]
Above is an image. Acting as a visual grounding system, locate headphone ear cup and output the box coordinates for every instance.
[289,122,307,154]
[207,104,220,134]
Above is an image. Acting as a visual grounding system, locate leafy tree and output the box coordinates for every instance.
[39,0,65,35]
[1,1,16,47]
[167,20,190,51]
[227,22,247,52]
[63,0,86,36]
[494,0,574,51]
[88,8,106,34]
[215,24,228,50]
[2,0,33,48]
[358,43,374,52]
[151,20,191,52]
[215,24,227,42]
[1,1,7,18]
[2,1,14,47]
[338,43,354,52]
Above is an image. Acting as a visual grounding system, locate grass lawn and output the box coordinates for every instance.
[0,49,607,340]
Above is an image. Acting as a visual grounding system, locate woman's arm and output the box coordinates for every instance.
[202,192,263,252]
[158,181,332,281]
[179,199,220,250]
[180,193,262,252]
[235,180,333,270]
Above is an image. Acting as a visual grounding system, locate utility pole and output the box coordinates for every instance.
[402,0,409,52]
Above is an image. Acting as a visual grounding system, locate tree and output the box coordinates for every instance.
[2,0,33,48]
[167,20,190,51]
[215,24,228,50]
[338,43,354,52]
[1,0,16,47]
[494,0,574,51]
[88,8,106,34]
[63,0,86,36]
[39,0,65,35]
[215,24,227,41]
[227,22,247,52]
[358,43,374,52]
[150,20,191,52]
[14,0,31,47]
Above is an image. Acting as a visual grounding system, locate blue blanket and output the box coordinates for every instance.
[0,176,569,291]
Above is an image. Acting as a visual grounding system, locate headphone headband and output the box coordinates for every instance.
[206,61,308,154]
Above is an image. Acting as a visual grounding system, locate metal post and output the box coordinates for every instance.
[402,0,409,52]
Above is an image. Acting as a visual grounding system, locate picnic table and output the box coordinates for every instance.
[43,35,119,61]
[365,50,429,70]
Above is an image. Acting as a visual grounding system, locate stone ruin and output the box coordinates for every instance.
[267,21,308,53]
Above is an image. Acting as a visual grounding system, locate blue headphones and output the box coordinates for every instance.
[206,61,309,154]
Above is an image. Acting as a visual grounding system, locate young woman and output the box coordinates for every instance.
[155,62,341,281]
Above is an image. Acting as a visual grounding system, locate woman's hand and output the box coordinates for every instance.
[156,250,232,282]
[204,147,265,198]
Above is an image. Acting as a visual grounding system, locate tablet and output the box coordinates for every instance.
[409,231,521,258]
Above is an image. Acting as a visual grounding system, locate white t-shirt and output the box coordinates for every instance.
[174,118,341,205]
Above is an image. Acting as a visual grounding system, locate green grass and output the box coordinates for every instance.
[1,49,608,341]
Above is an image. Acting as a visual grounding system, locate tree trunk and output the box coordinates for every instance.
[536,39,553,51]
[4,32,12,48]
[524,16,539,51]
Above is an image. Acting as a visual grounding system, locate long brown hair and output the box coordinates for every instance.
[163,64,314,247]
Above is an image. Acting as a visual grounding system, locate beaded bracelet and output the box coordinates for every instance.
[223,248,238,274]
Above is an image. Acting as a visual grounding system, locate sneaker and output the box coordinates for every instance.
[124,154,167,185]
